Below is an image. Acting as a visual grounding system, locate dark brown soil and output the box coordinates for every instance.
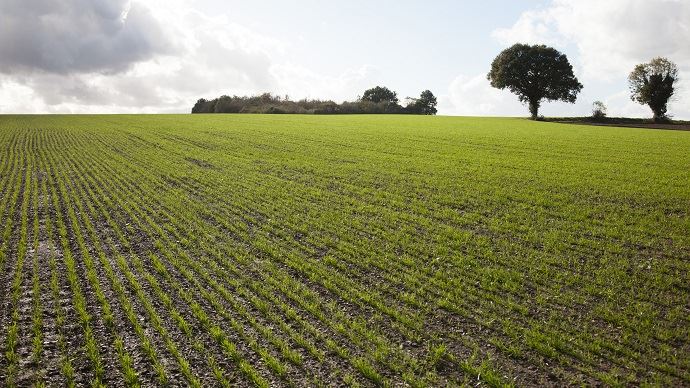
[543,117,690,131]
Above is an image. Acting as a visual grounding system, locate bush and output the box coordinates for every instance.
[592,101,607,121]
[313,102,339,114]
[265,106,285,114]
[404,90,438,115]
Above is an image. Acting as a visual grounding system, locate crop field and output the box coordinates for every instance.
[0,114,688,387]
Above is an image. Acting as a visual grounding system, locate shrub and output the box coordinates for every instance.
[592,101,607,121]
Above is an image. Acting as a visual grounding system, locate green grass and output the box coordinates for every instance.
[0,114,688,386]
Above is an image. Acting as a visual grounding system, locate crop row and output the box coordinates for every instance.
[0,115,688,386]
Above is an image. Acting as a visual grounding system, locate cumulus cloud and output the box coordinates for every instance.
[0,0,291,112]
[0,0,377,113]
[441,74,525,116]
[0,0,171,74]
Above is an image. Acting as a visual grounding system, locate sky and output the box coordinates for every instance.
[0,0,688,118]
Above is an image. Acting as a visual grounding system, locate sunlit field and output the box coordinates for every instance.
[0,114,688,386]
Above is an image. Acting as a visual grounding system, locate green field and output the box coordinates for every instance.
[0,114,688,386]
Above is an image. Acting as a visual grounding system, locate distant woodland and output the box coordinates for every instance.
[192,86,437,115]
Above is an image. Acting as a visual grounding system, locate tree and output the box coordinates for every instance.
[488,43,583,119]
[361,86,399,104]
[628,57,678,122]
[591,100,607,121]
[192,98,214,113]
[405,90,438,115]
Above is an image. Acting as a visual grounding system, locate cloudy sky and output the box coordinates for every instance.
[0,0,688,118]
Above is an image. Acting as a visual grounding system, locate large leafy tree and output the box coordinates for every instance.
[628,57,678,122]
[417,90,438,115]
[361,86,399,104]
[488,43,583,119]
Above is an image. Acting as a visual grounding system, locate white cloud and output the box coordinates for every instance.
[0,80,46,113]
[441,73,526,116]
[270,64,378,102]
[0,0,375,113]
[0,0,171,74]
[492,9,563,49]
[494,0,690,80]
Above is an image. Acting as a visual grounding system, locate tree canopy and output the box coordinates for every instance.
[628,57,678,122]
[488,43,582,119]
[361,86,399,104]
[405,90,438,115]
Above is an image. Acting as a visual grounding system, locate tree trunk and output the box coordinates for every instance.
[528,99,540,120]
[650,105,667,123]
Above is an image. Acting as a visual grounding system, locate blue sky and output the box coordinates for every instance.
[0,0,688,118]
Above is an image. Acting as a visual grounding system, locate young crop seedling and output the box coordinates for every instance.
[0,114,687,387]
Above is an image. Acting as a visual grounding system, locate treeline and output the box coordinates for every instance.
[191,86,437,115]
